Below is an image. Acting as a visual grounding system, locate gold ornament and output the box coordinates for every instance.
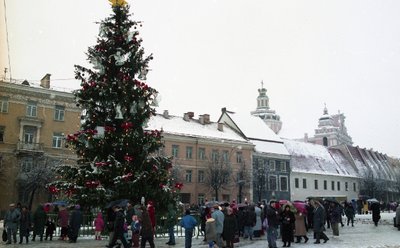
[109,0,127,7]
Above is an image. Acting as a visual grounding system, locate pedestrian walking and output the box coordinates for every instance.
[139,206,155,248]
[222,207,237,248]
[265,200,279,248]
[57,205,69,240]
[19,205,31,244]
[180,209,198,248]
[107,206,129,248]
[32,204,47,242]
[329,202,341,236]
[131,215,141,248]
[243,205,256,240]
[312,200,329,244]
[94,212,105,240]
[294,211,308,243]
[344,202,355,227]
[44,217,56,241]
[205,217,217,248]
[280,205,295,247]
[371,202,381,226]
[68,204,83,243]
[165,203,177,245]
[211,204,225,248]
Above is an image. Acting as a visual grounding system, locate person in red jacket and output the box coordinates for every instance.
[147,201,156,232]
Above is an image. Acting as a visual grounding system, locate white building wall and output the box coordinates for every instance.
[290,172,359,201]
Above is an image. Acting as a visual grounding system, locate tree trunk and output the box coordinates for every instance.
[29,187,36,211]
[215,188,219,201]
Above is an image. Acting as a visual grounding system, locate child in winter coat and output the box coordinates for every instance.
[45,218,56,241]
[94,212,105,240]
[131,215,141,248]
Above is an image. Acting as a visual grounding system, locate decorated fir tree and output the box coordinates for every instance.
[48,0,181,211]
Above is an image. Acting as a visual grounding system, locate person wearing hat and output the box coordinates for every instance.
[265,200,279,248]
[211,204,224,248]
[4,203,21,244]
[180,209,198,248]
[106,206,129,248]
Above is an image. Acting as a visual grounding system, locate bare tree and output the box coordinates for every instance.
[233,161,251,203]
[17,156,57,210]
[205,152,232,201]
[253,158,267,202]
[359,169,386,200]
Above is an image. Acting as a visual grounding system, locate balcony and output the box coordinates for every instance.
[16,142,44,153]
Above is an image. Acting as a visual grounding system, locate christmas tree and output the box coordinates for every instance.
[48,0,182,211]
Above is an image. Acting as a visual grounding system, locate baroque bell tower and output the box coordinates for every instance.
[250,81,282,134]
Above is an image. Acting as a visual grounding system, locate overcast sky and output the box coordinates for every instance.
[2,0,400,157]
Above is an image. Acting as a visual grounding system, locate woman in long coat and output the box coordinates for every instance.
[280,205,295,247]
[32,205,47,241]
[222,207,238,248]
[19,206,31,244]
[294,211,308,243]
[68,205,83,243]
[371,202,381,226]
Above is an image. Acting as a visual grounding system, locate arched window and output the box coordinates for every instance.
[323,137,328,146]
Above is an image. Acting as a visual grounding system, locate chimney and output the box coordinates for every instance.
[183,112,190,121]
[187,112,194,119]
[163,110,169,119]
[40,73,51,89]
[203,114,210,124]
[218,122,224,131]
[199,115,205,125]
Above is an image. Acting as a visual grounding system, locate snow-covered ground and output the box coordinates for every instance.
[239,212,400,248]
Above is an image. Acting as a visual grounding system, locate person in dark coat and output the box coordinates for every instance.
[280,205,295,247]
[107,206,129,248]
[236,206,245,237]
[140,206,155,248]
[222,207,238,248]
[305,201,314,231]
[57,205,69,240]
[165,203,177,245]
[344,202,355,227]
[311,200,329,244]
[371,202,381,226]
[265,200,280,248]
[68,205,83,243]
[243,205,256,240]
[19,206,31,244]
[32,204,47,242]
[329,202,341,236]
[45,217,56,241]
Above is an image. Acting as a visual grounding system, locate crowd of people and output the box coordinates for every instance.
[2,202,82,245]
[2,198,400,248]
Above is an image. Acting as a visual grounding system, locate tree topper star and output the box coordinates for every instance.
[109,0,127,7]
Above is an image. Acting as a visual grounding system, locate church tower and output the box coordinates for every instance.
[308,104,353,147]
[250,82,282,134]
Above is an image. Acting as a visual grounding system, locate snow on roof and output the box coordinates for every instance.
[147,114,250,143]
[221,111,282,143]
[283,139,358,177]
[251,139,290,156]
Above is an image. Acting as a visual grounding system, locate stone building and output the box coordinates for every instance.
[147,111,254,204]
[0,75,80,213]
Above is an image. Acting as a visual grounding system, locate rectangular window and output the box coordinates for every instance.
[21,157,33,172]
[314,179,318,190]
[54,105,65,121]
[0,126,4,143]
[269,160,276,171]
[26,101,37,117]
[222,150,229,162]
[198,170,205,183]
[199,148,206,160]
[52,132,64,148]
[185,170,192,183]
[269,175,277,190]
[345,182,349,191]
[280,176,288,191]
[186,146,193,159]
[331,181,335,191]
[198,194,205,205]
[337,181,341,191]
[236,152,243,163]
[353,182,357,192]
[211,149,219,162]
[324,180,327,190]
[294,178,299,188]
[172,145,179,157]
[281,161,286,172]
[302,178,307,189]
[23,126,36,144]
[0,97,9,113]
